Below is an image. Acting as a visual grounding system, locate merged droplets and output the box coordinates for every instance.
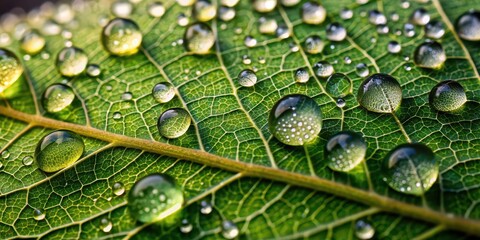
[387,41,401,54]
[33,208,46,221]
[268,94,322,146]
[100,218,113,233]
[355,63,369,77]
[314,61,334,77]
[238,69,257,87]
[325,131,366,172]
[410,8,430,26]
[128,174,184,223]
[222,220,239,239]
[192,0,216,22]
[20,30,45,55]
[152,82,175,103]
[413,41,446,69]
[326,23,347,42]
[42,83,75,113]
[456,10,480,41]
[303,35,324,54]
[157,108,191,139]
[382,143,438,195]
[148,2,166,18]
[0,48,23,93]
[368,10,387,25]
[113,182,126,196]
[326,73,352,98]
[429,80,466,112]
[355,220,375,239]
[35,130,84,173]
[425,20,445,39]
[252,0,277,13]
[294,68,309,83]
[357,73,402,113]
[301,2,326,25]
[184,23,215,55]
[102,18,142,56]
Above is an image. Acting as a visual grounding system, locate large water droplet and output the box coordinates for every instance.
[326,73,352,98]
[200,200,212,214]
[0,48,23,93]
[222,220,239,239]
[456,10,480,41]
[113,182,126,196]
[180,219,193,233]
[357,73,402,113]
[369,10,387,25]
[100,218,113,233]
[33,208,46,221]
[425,20,445,39]
[410,8,430,26]
[355,220,375,239]
[238,69,257,87]
[35,130,84,172]
[325,131,366,172]
[301,2,326,25]
[303,35,324,54]
[314,61,334,77]
[355,63,369,77]
[128,174,184,223]
[193,0,216,22]
[148,2,166,18]
[42,83,75,113]
[269,94,322,146]
[253,0,277,13]
[413,41,446,69]
[258,17,278,35]
[111,1,133,18]
[382,143,438,195]
[294,68,309,83]
[429,80,466,113]
[20,30,45,55]
[387,41,401,54]
[157,108,191,139]
[152,82,175,103]
[184,22,215,55]
[55,47,88,77]
[102,18,142,56]
[326,22,346,42]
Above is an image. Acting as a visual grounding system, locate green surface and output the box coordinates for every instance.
[0,0,479,239]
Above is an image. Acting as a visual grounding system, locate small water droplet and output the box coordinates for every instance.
[410,8,430,26]
[22,156,34,166]
[111,1,133,18]
[35,130,84,173]
[86,64,101,77]
[200,200,212,214]
[253,0,277,13]
[326,73,352,98]
[401,0,410,9]
[326,131,366,172]
[113,182,125,196]
[376,24,389,34]
[100,218,113,233]
[221,0,240,7]
[314,61,334,77]
[113,112,122,120]
[238,69,257,87]
[219,6,236,21]
[20,30,45,55]
[355,63,369,77]
[456,10,480,41]
[413,41,446,69]
[55,47,88,77]
[244,35,257,47]
[326,22,346,41]
[177,0,195,6]
[1,150,10,159]
[42,83,75,113]
[344,56,352,64]
[184,22,215,55]
[303,35,324,54]
[157,108,191,139]
[425,20,445,39]
[122,92,133,101]
[387,41,402,53]
[177,13,190,26]
[355,220,375,239]
[180,219,193,233]
[275,25,290,39]
[340,8,353,20]
[258,17,278,35]
[0,49,23,93]
[369,10,387,25]
[357,73,402,113]
[102,18,142,56]
[403,23,416,37]
[280,0,300,7]
[222,220,239,239]
[193,0,217,22]
[148,2,165,18]
[336,98,346,108]
[33,208,46,221]
[390,12,400,22]
[429,80,466,112]
[152,82,175,103]
[301,1,326,25]
[294,68,309,83]
[242,55,252,64]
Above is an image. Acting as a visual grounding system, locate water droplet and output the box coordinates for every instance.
[376,24,389,34]
[113,182,125,196]
[275,25,290,39]
[390,12,400,22]
[404,23,416,37]
[244,36,257,47]
[425,20,445,39]
[336,98,346,108]
[180,219,193,233]
[269,94,322,146]
[122,92,133,101]
[369,10,387,25]
[0,33,11,47]
[387,41,402,54]
[355,63,369,77]
[41,52,50,60]
[100,218,113,233]
[33,208,46,221]
[0,49,23,93]
[326,73,352,98]
[456,10,480,41]
[404,63,412,71]
[242,55,252,64]
[35,130,84,173]
[357,73,402,113]
[42,83,75,113]
[128,174,184,223]
[326,131,366,172]
[258,56,266,64]
[303,35,324,54]
[193,0,216,22]
[87,64,102,77]
[152,82,175,103]
[148,2,165,18]
[55,47,88,77]
[222,220,239,239]
[20,30,45,55]
[301,1,326,25]
[340,8,353,20]
[22,156,34,166]
[344,56,352,64]
[177,0,195,6]
[157,108,191,139]
[382,143,438,195]
[326,22,346,42]
[111,1,133,18]
[355,220,374,239]
[200,200,212,214]
[429,80,466,112]
[410,8,430,26]
[55,4,75,24]
[61,30,73,40]
[178,13,190,26]
[258,17,278,35]
[113,112,122,120]
[294,68,309,83]
[1,150,10,159]
[413,41,446,69]
[102,18,142,56]
[314,61,334,77]
[238,69,257,87]
[289,43,299,52]
[253,0,277,13]
[219,6,236,21]
[221,0,240,7]
[401,0,410,8]
[184,22,215,55]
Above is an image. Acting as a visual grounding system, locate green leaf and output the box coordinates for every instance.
[0,0,479,239]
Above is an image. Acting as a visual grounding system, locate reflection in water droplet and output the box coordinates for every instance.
[425,20,445,39]
[357,73,402,113]
[303,35,324,54]
[355,220,375,239]
[0,49,23,93]
[301,2,326,25]
[410,8,430,26]
[180,219,193,233]
[294,68,309,83]
[102,18,142,56]
[382,143,438,195]
[456,10,480,41]
[253,0,277,13]
[193,0,216,22]
[157,108,191,139]
[368,10,387,25]
[413,41,446,69]
[148,2,165,18]
[355,63,369,77]
[387,41,401,54]
[100,218,113,233]
[238,69,257,87]
[42,83,75,113]
[222,220,239,239]
[35,130,84,173]
[20,30,45,55]
[314,61,334,78]
[326,22,346,41]
[184,22,215,55]
[258,17,278,35]
[113,182,125,196]
[429,80,466,112]
[33,208,46,221]
[326,131,366,172]
[269,94,322,146]
[326,73,352,98]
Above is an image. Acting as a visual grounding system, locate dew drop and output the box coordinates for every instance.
[244,36,257,47]
[148,2,166,18]
[410,8,430,26]
[1,150,10,159]
[22,156,34,166]
[33,208,46,221]
[326,131,366,172]
[20,30,45,55]
[301,1,326,25]
[86,64,102,77]
[326,73,352,98]
[42,20,62,36]
[425,20,445,39]
[253,0,277,13]
[400,0,410,9]
[219,6,236,22]
[113,182,126,196]
[42,83,75,113]
[55,47,88,77]
[193,0,217,22]
[242,55,252,64]
[382,143,438,195]
[200,200,212,214]
[387,41,401,54]
[157,108,191,139]
[355,220,375,239]
[456,10,480,41]
[111,1,133,18]
[413,41,446,69]
[184,22,215,55]
[429,80,466,112]
[100,218,113,233]
[344,56,352,64]
[326,22,346,42]
[368,10,387,25]
[122,92,133,101]
[35,130,84,173]
[340,8,353,20]
[336,98,346,108]
[357,73,402,113]
[178,13,190,26]
[280,0,300,6]
[355,63,369,77]
[303,35,324,54]
[404,23,416,37]
[275,25,290,39]
[0,48,23,93]
[238,69,257,87]
[376,24,389,34]
[152,82,175,103]
[113,112,122,120]
[221,0,240,7]
[222,220,239,239]
[180,219,193,233]
[390,12,400,22]
[294,68,309,83]
[404,63,412,71]
[128,174,184,223]
[269,94,322,146]
[314,61,334,78]
[177,0,195,6]
[258,17,278,35]
[102,18,142,56]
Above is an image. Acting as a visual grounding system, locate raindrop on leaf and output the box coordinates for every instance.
[35,130,84,173]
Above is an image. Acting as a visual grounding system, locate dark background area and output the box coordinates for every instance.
[0,0,59,14]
